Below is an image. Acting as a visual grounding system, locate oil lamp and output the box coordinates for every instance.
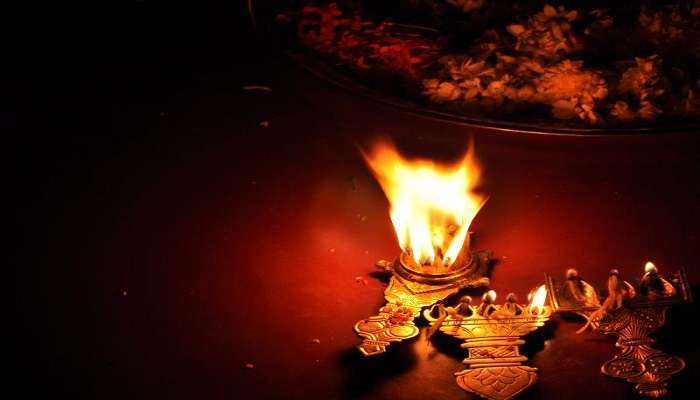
[353,141,493,356]
[424,285,551,400]
[546,263,693,398]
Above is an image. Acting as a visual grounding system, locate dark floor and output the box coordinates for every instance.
[12,2,700,399]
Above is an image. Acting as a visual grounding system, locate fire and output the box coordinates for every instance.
[529,285,548,314]
[645,261,657,274]
[363,141,487,268]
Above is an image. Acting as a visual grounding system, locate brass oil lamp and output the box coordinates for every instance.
[353,140,492,356]
[546,263,692,398]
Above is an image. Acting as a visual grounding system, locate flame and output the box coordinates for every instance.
[645,261,657,274]
[529,285,548,314]
[363,140,486,268]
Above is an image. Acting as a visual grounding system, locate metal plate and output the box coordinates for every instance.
[249,1,700,136]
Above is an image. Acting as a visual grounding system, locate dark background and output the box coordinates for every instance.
[12,1,700,399]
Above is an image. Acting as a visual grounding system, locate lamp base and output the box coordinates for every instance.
[354,250,492,356]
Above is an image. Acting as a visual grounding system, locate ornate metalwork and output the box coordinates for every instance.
[424,291,551,400]
[547,267,692,398]
[545,268,601,318]
[354,249,492,356]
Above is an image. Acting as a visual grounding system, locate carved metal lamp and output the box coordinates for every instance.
[354,236,492,356]
[546,263,693,398]
[424,286,551,400]
[354,141,492,356]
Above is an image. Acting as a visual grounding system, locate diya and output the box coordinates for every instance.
[546,262,693,398]
[353,140,493,356]
[424,286,551,400]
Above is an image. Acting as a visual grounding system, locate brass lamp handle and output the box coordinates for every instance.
[353,302,421,357]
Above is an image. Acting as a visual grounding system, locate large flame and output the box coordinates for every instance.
[363,141,487,268]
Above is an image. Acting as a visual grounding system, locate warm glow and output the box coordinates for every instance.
[645,261,657,274]
[363,140,487,268]
[529,285,547,314]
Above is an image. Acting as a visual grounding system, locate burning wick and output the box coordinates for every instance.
[641,260,676,299]
[362,140,487,271]
[528,285,548,315]
[477,290,497,316]
[644,261,657,274]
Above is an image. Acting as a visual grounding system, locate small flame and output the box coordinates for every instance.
[645,261,657,274]
[363,140,487,268]
[529,285,547,314]
[484,290,497,303]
